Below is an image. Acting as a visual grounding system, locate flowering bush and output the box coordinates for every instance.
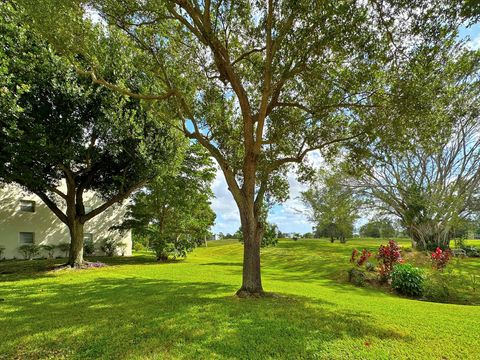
[348,249,373,287]
[377,240,403,280]
[350,249,359,262]
[431,247,451,270]
[350,249,372,267]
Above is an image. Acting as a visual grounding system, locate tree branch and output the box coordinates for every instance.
[76,68,178,101]
[34,191,68,224]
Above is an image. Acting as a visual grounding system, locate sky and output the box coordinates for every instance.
[211,152,323,235]
[211,23,480,235]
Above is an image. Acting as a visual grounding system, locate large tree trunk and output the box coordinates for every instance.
[236,211,265,297]
[409,222,451,250]
[67,219,84,267]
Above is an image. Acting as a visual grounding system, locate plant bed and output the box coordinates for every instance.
[347,240,480,305]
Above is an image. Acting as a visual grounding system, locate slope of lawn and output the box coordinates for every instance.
[1,238,480,359]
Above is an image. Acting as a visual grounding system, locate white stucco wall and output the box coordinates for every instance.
[0,183,132,259]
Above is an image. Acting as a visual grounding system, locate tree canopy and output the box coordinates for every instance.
[355,90,480,249]
[359,219,397,239]
[302,169,361,243]
[0,2,180,266]
[120,143,216,261]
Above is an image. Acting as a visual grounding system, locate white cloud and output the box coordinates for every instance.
[211,152,323,235]
[211,166,240,234]
[268,167,312,234]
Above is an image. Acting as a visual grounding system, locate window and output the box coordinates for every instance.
[83,233,93,243]
[19,232,34,245]
[20,200,35,212]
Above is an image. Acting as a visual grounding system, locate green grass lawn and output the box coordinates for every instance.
[1,238,480,359]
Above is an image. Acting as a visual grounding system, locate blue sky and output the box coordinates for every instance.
[212,23,480,235]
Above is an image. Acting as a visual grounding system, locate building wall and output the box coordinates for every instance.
[0,183,132,259]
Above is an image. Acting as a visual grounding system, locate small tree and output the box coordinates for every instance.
[302,169,361,243]
[57,243,70,258]
[40,245,56,259]
[18,244,40,260]
[120,143,216,260]
[360,219,396,238]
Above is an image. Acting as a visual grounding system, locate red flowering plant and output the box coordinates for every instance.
[431,247,451,270]
[350,248,372,267]
[349,248,373,286]
[376,240,403,280]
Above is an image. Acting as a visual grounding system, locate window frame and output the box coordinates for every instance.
[20,200,35,213]
[83,233,93,243]
[19,232,35,245]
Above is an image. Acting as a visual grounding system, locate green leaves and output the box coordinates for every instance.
[0,3,181,223]
[302,169,361,241]
[122,143,216,252]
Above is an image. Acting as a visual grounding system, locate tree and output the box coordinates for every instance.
[120,143,216,261]
[0,4,179,267]
[356,114,480,249]
[359,219,396,238]
[20,0,471,295]
[349,35,480,250]
[302,170,361,243]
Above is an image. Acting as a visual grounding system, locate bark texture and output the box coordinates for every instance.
[67,219,84,267]
[236,210,265,297]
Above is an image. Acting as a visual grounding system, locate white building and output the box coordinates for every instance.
[0,184,132,259]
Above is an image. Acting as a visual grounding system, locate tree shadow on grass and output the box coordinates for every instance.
[199,261,243,267]
[1,277,412,359]
[0,254,169,282]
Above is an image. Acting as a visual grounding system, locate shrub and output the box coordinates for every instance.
[425,242,449,252]
[83,241,95,256]
[41,245,55,259]
[0,245,5,260]
[423,270,466,304]
[133,242,146,252]
[377,240,403,280]
[365,261,376,272]
[463,246,479,257]
[151,235,196,261]
[391,264,424,297]
[101,239,118,256]
[18,244,40,260]
[348,268,366,286]
[57,243,70,257]
[431,247,451,270]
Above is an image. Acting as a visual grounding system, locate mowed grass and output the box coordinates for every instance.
[1,239,480,360]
